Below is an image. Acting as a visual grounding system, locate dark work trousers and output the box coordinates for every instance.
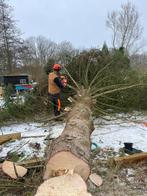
[48,93,61,116]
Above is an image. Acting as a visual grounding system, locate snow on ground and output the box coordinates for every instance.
[0,111,147,161]
[92,112,147,152]
[0,97,5,108]
[0,122,65,160]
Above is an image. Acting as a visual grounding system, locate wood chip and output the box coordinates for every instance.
[89,173,103,187]
[64,107,71,112]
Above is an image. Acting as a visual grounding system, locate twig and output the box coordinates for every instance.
[22,135,46,139]
[91,83,127,96]
[8,140,30,154]
[92,84,141,98]
[88,61,113,92]
[13,162,19,178]
[62,64,81,90]
[84,60,91,88]
[101,95,119,102]
[66,84,77,92]
[94,106,110,116]
[96,100,123,110]
[90,76,109,94]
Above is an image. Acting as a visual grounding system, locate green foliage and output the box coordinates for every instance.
[3,84,14,108]
[44,58,55,74]
[0,87,48,124]
[0,109,11,123]
[6,151,25,162]
[102,42,109,55]
[67,47,130,89]
[136,73,147,109]
[1,44,147,123]
[66,46,143,113]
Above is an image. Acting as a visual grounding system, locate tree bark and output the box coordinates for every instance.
[43,95,94,181]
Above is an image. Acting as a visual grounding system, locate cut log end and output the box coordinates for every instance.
[89,173,103,187]
[36,173,92,196]
[2,161,27,179]
[43,151,90,181]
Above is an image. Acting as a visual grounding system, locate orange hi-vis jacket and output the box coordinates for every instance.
[48,72,61,94]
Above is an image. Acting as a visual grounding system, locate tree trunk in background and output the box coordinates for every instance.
[43,95,94,181]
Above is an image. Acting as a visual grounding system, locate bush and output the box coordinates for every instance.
[0,86,49,124]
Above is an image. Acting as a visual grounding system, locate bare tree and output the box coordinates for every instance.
[56,41,78,65]
[23,38,78,67]
[24,36,57,66]
[36,36,57,65]
[131,52,147,69]
[0,0,23,73]
[106,2,143,54]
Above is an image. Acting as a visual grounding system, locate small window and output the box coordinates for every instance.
[20,79,26,84]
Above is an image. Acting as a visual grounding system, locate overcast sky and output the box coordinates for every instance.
[10,0,147,50]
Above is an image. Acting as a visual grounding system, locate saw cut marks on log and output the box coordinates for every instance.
[114,152,147,165]
[35,173,92,196]
[0,132,21,145]
[44,151,90,180]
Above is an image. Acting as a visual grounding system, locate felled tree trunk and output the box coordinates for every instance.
[44,95,94,181]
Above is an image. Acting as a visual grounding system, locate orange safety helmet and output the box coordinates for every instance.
[53,64,61,71]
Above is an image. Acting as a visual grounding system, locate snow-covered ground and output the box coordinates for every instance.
[0,112,147,161]
[0,97,5,108]
[92,112,147,152]
[0,122,65,160]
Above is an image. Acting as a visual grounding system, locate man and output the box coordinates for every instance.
[48,64,67,116]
